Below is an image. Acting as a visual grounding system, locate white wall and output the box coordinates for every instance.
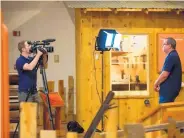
[2,1,75,104]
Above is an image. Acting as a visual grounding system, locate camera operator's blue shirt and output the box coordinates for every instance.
[16,55,38,92]
[159,50,182,103]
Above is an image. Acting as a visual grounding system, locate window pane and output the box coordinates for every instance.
[111,34,148,95]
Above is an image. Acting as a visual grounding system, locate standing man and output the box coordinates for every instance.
[15,40,44,138]
[16,40,43,103]
[154,37,182,103]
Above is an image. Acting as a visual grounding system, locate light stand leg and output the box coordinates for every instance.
[101,51,104,131]
[40,66,55,130]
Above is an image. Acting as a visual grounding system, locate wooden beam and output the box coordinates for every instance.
[81,8,180,13]
[160,102,184,108]
[144,121,184,132]
[20,102,37,138]
[149,8,172,12]
[117,8,142,12]
[82,8,112,13]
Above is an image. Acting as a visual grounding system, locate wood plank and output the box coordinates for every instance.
[48,81,55,93]
[38,102,43,126]
[68,76,74,121]
[58,80,64,99]
[66,132,78,138]
[124,123,144,138]
[105,106,118,138]
[68,76,74,90]
[58,80,67,122]
[40,130,57,138]
[20,102,37,138]
[55,107,62,129]
[68,93,74,114]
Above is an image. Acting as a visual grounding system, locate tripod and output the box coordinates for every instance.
[39,56,55,130]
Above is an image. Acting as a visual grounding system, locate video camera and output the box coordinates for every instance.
[27,39,55,54]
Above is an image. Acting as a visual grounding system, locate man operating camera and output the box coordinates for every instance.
[16,40,45,103]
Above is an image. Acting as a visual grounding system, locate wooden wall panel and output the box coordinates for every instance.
[76,9,184,131]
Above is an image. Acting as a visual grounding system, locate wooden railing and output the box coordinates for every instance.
[65,118,184,138]
[137,102,184,123]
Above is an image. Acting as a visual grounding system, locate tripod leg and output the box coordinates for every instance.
[40,66,55,130]
[13,91,31,138]
[45,93,55,130]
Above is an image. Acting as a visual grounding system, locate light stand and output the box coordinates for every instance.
[93,29,121,133]
[100,50,105,131]
[95,37,111,132]
[39,56,55,130]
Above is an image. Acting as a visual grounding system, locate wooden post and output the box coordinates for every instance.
[58,80,65,98]
[20,102,37,138]
[167,117,177,138]
[55,107,61,129]
[67,132,78,138]
[1,17,9,138]
[167,117,184,138]
[48,81,55,92]
[124,123,145,138]
[38,89,44,126]
[105,107,118,138]
[40,130,57,138]
[67,76,75,121]
[43,104,51,130]
[58,80,67,122]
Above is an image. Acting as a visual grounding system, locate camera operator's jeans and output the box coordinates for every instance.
[18,91,39,103]
[18,91,39,138]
